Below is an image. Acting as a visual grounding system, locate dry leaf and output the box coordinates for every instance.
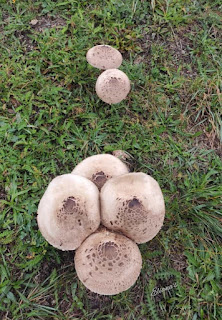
[30,19,38,25]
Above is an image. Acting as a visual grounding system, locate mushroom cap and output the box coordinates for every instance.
[72,154,129,190]
[86,45,123,70]
[74,229,142,295]
[37,174,100,251]
[95,69,130,104]
[100,172,165,243]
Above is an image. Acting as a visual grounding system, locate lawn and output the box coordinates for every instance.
[0,0,222,319]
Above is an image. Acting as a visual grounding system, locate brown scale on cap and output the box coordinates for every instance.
[108,197,149,240]
[74,230,142,295]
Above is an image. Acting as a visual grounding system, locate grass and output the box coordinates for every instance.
[0,0,222,319]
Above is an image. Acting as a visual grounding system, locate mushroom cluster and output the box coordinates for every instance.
[86,45,131,104]
[37,153,165,295]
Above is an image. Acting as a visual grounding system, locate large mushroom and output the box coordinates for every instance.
[72,154,129,190]
[37,174,100,251]
[74,229,142,295]
[100,172,165,243]
[86,45,123,70]
[95,69,130,104]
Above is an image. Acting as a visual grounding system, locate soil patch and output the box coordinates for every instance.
[186,91,222,156]
[169,246,188,272]
[10,30,36,52]
[136,24,198,78]
[165,25,198,78]
[190,124,222,157]
[0,187,6,201]
[30,15,66,32]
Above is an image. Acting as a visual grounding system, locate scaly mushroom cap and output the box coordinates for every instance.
[37,174,100,251]
[72,154,129,190]
[74,229,142,295]
[100,172,165,243]
[86,45,123,70]
[95,69,130,104]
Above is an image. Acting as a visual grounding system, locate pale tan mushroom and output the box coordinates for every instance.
[74,229,142,295]
[37,174,100,251]
[100,172,165,243]
[95,69,130,104]
[72,154,129,190]
[86,45,123,70]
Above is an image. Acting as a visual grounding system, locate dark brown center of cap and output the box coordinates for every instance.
[92,171,108,190]
[109,77,118,84]
[128,198,141,209]
[102,241,118,260]
[63,196,76,214]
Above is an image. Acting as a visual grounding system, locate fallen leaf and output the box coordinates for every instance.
[30,19,38,25]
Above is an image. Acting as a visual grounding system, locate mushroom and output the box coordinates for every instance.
[86,45,123,70]
[71,154,129,190]
[95,69,130,104]
[100,172,165,243]
[112,149,134,170]
[74,229,142,295]
[112,150,131,162]
[37,174,100,251]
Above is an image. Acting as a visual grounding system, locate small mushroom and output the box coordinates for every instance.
[95,69,130,104]
[74,229,142,295]
[112,150,131,162]
[100,172,165,243]
[86,45,123,70]
[72,154,129,190]
[112,149,134,170]
[37,174,100,251]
